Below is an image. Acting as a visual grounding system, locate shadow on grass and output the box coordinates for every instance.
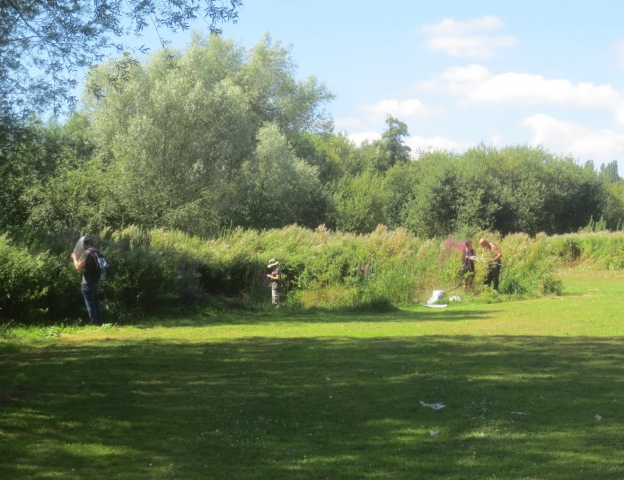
[2,335,624,479]
[135,306,500,328]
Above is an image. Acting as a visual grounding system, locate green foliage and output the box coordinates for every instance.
[547,231,624,269]
[98,226,204,317]
[599,160,620,183]
[0,320,16,339]
[580,215,608,233]
[229,123,328,229]
[0,225,569,323]
[4,33,624,241]
[74,33,334,237]
[1,0,241,120]
[496,233,562,295]
[332,172,388,234]
[601,181,624,230]
[0,118,94,234]
[0,235,50,321]
[383,145,615,238]
[370,116,412,173]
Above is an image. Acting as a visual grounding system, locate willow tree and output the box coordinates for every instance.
[83,34,333,236]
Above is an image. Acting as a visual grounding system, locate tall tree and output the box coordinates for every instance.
[370,115,411,173]
[599,160,620,183]
[231,123,327,230]
[79,34,333,236]
[0,0,242,119]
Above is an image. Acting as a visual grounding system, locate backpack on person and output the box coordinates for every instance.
[97,254,109,279]
[84,249,109,281]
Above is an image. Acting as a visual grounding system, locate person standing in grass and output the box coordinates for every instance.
[461,240,476,290]
[479,238,502,292]
[266,259,282,308]
[70,237,103,325]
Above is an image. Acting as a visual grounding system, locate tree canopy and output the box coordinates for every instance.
[0,0,242,119]
[1,32,623,240]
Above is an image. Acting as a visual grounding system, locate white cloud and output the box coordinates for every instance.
[334,117,370,131]
[421,15,503,36]
[348,131,469,153]
[406,135,471,154]
[348,131,382,145]
[425,35,518,58]
[490,134,503,147]
[617,40,624,69]
[523,114,624,160]
[420,65,624,122]
[359,99,444,119]
[420,16,518,58]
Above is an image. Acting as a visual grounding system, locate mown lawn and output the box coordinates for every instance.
[1,270,624,479]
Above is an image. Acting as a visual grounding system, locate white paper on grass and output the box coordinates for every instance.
[422,304,447,309]
[420,401,446,410]
[426,290,445,305]
[73,236,86,260]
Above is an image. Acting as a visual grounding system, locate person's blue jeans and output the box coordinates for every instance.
[81,282,101,325]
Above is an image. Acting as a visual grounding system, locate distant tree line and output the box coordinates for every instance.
[2,34,624,240]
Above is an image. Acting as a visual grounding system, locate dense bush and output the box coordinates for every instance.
[498,233,562,295]
[547,232,624,269]
[0,235,50,321]
[0,225,565,323]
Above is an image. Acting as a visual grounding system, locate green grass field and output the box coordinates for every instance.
[2,270,624,479]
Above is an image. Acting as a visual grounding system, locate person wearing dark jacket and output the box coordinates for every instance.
[70,237,102,325]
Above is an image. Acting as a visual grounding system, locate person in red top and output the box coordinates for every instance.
[478,238,502,292]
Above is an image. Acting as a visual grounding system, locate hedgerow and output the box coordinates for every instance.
[0,225,567,323]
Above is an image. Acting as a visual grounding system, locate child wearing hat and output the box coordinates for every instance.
[266,259,282,308]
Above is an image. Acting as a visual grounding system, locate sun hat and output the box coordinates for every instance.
[267,258,279,268]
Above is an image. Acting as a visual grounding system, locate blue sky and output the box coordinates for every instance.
[125,0,624,168]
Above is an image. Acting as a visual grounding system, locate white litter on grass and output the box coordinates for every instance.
[595,415,602,420]
[449,295,461,302]
[511,412,527,415]
[325,378,330,381]
[422,304,448,309]
[429,430,438,436]
[420,401,446,410]
[426,290,446,305]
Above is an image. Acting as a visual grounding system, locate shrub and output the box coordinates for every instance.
[0,224,567,323]
[0,235,50,321]
[547,232,624,269]
[497,233,562,295]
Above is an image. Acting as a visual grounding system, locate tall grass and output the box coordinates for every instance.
[547,231,624,269]
[1,225,566,323]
